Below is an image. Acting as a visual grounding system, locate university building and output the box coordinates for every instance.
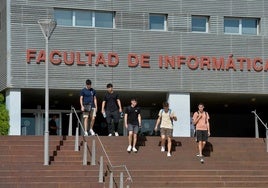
[1,0,268,137]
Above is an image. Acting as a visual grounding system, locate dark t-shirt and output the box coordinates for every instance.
[125,105,141,125]
[49,119,57,135]
[103,92,119,112]
[80,87,96,107]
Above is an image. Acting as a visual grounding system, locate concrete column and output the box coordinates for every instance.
[6,89,21,135]
[168,93,190,137]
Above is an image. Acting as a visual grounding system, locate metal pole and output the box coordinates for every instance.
[38,18,56,166]
[68,112,72,136]
[255,114,259,138]
[83,141,87,165]
[119,172,124,188]
[266,129,268,152]
[91,139,96,165]
[44,36,49,165]
[109,172,113,188]
[75,127,79,151]
[99,156,104,183]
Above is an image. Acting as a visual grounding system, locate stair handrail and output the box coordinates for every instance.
[251,110,268,152]
[70,106,133,183]
[71,106,86,134]
[95,134,133,183]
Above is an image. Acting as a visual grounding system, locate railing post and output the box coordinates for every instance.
[91,139,96,166]
[68,111,73,136]
[255,113,259,138]
[266,129,268,152]
[109,172,113,188]
[75,127,79,151]
[99,156,103,183]
[83,141,87,165]
[119,172,123,188]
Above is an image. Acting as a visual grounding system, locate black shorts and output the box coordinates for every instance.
[196,130,208,142]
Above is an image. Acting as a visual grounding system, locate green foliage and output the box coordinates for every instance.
[0,93,10,135]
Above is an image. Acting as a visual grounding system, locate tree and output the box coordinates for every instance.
[0,93,10,135]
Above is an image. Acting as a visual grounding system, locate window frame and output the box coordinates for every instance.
[149,13,168,31]
[224,17,259,35]
[191,15,210,33]
[54,8,115,29]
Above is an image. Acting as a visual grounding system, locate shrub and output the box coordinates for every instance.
[0,93,10,135]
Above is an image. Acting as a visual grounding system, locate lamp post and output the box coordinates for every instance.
[38,18,56,165]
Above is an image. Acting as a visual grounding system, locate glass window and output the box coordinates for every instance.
[95,11,113,28]
[242,18,258,35]
[224,18,239,34]
[224,17,259,35]
[150,14,167,30]
[192,16,209,32]
[54,9,73,26]
[75,10,92,27]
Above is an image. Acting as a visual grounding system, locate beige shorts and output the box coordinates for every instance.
[83,108,97,118]
[160,128,173,137]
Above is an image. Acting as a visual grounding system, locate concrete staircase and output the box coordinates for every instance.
[0,136,103,188]
[0,135,268,187]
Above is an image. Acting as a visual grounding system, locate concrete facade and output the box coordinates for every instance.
[1,0,268,136]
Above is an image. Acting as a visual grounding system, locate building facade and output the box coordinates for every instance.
[1,0,268,137]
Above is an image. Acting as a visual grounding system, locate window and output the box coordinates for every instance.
[75,10,92,27]
[54,9,73,26]
[54,9,114,28]
[192,16,209,33]
[149,14,167,31]
[224,17,259,35]
[95,11,113,28]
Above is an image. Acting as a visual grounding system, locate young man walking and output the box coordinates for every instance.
[101,83,122,136]
[192,103,210,163]
[154,102,177,157]
[80,79,97,136]
[124,97,141,153]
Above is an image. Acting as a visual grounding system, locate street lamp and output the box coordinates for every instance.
[38,18,56,165]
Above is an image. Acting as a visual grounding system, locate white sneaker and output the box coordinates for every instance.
[161,146,165,152]
[132,147,138,152]
[108,133,112,136]
[84,131,88,136]
[167,152,171,157]
[89,129,95,136]
[127,145,132,152]
[200,158,204,163]
[115,132,119,136]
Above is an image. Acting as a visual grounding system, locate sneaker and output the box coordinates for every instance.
[108,133,112,136]
[132,147,138,153]
[84,131,88,136]
[196,154,202,157]
[167,152,171,157]
[127,145,132,152]
[89,129,95,136]
[200,158,204,163]
[115,132,119,136]
[161,146,165,152]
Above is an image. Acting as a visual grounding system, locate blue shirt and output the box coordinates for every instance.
[80,87,96,107]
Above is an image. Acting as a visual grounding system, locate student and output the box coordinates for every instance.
[192,103,210,163]
[124,97,141,153]
[101,83,122,136]
[80,79,97,136]
[154,102,177,157]
[49,115,58,135]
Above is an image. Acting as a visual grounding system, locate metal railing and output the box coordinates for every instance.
[251,110,268,152]
[69,106,133,187]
